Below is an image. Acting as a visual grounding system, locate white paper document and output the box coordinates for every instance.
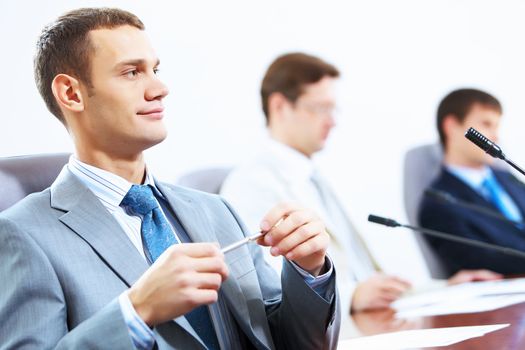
[396,294,525,318]
[393,278,525,311]
[338,324,509,349]
[392,278,525,318]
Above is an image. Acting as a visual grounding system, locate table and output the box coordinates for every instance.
[348,301,525,349]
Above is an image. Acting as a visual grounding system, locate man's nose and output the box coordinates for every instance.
[145,75,169,101]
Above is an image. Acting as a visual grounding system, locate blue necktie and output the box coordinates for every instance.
[121,184,220,349]
[481,175,522,223]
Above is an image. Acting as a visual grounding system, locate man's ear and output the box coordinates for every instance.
[51,74,84,113]
[442,114,460,138]
[267,92,290,122]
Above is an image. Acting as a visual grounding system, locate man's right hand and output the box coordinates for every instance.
[351,273,411,312]
[128,243,229,327]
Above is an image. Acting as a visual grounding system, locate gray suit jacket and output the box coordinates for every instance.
[0,168,339,349]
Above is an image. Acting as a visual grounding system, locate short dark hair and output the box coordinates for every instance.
[436,88,502,148]
[34,8,145,124]
[260,52,340,124]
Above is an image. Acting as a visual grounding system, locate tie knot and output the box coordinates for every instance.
[482,174,495,187]
[121,184,158,215]
[481,174,498,194]
[310,169,323,184]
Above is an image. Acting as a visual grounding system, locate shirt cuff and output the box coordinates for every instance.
[289,255,334,300]
[118,292,155,350]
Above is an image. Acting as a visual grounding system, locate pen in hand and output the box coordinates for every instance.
[221,218,284,254]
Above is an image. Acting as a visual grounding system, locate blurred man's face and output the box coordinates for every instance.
[283,76,337,157]
[446,103,501,167]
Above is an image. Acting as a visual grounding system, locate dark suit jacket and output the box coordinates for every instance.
[418,167,525,276]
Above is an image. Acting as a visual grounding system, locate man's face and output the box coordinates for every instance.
[447,103,501,167]
[284,76,337,157]
[76,25,169,156]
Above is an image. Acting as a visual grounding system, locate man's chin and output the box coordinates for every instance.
[140,132,168,151]
[467,155,493,169]
[484,155,495,165]
[316,140,327,152]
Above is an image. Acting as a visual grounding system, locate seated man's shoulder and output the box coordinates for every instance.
[160,182,222,202]
[223,160,280,192]
[0,188,53,222]
[493,168,525,187]
[159,183,247,231]
[418,175,458,219]
[425,168,468,197]
[0,188,61,246]
[159,182,237,215]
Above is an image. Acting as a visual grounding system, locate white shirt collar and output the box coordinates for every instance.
[265,138,317,182]
[446,164,491,190]
[67,155,158,212]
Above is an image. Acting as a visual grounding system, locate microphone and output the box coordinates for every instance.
[367,214,525,260]
[368,214,401,227]
[465,127,525,177]
[464,127,505,159]
[424,188,522,226]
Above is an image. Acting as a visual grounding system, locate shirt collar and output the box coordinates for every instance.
[67,155,160,212]
[265,138,317,181]
[446,164,492,191]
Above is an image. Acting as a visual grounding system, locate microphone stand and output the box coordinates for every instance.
[368,214,525,260]
[504,158,525,178]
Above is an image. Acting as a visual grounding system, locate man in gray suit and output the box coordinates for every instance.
[0,8,339,349]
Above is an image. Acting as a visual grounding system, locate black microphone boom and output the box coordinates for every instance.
[367,214,525,260]
[465,127,525,177]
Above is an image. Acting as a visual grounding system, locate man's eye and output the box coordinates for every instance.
[153,68,160,75]
[125,70,138,78]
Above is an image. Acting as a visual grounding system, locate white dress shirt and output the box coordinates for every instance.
[220,139,377,319]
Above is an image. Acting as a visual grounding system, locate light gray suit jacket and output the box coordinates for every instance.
[0,168,339,349]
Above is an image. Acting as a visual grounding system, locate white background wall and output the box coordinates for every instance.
[2,0,525,283]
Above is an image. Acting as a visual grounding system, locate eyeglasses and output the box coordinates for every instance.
[293,101,338,117]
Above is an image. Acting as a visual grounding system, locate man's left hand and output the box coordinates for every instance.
[258,202,329,276]
[448,269,503,285]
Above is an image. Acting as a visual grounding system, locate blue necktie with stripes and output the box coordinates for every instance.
[121,184,220,349]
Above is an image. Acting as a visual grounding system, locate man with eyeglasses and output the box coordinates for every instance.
[220,52,501,337]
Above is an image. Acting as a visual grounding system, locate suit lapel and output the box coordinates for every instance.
[53,171,211,348]
[156,183,228,346]
[442,169,499,211]
[157,182,273,349]
[51,169,148,287]
[441,168,523,234]
[156,182,217,244]
[494,170,525,220]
